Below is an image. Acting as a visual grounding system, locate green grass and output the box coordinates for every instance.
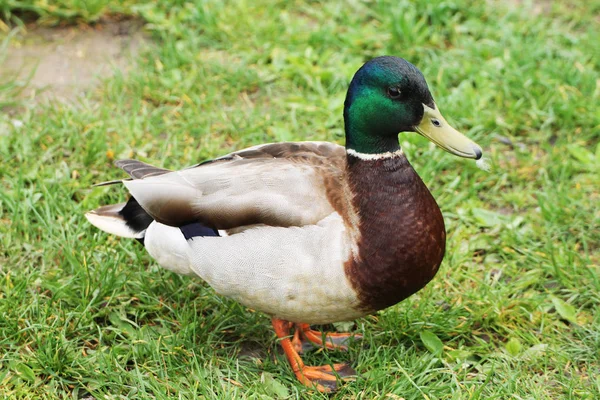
[1,0,599,398]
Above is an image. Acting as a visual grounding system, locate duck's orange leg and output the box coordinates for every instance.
[271,318,356,393]
[290,323,304,353]
[295,323,363,351]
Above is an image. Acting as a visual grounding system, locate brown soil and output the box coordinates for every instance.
[2,19,148,103]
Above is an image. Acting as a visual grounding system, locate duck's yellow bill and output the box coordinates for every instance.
[414,104,482,159]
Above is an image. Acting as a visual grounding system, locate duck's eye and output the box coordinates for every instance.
[431,118,442,127]
[387,86,402,99]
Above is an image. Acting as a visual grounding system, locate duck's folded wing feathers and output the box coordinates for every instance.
[121,142,347,229]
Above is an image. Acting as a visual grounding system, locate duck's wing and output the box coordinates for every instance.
[117,141,348,229]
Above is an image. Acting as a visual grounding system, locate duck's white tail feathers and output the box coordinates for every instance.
[85,197,153,239]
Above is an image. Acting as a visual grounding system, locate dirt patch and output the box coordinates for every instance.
[237,341,267,359]
[501,0,553,15]
[2,19,148,103]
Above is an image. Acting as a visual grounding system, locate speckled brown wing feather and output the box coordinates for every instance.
[195,141,346,166]
[114,160,171,179]
[119,142,349,229]
[92,160,171,187]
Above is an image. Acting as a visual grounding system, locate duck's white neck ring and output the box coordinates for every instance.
[346,148,404,161]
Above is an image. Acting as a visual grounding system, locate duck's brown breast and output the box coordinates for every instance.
[344,153,446,312]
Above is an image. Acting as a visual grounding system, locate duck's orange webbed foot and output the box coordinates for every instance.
[294,323,362,352]
[272,318,357,393]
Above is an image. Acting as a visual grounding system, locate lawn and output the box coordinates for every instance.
[1,0,599,398]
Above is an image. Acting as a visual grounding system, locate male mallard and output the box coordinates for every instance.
[86,56,482,392]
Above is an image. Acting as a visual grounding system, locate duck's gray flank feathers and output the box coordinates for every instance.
[120,142,350,228]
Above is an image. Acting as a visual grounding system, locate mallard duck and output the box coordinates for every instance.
[86,56,482,392]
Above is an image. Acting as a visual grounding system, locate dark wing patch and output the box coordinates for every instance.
[115,159,172,180]
[179,222,220,240]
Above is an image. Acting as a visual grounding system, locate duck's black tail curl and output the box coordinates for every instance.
[119,197,154,238]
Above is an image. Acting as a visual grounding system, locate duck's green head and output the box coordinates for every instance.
[344,56,482,159]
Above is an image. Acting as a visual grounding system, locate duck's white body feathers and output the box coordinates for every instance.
[144,213,362,324]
